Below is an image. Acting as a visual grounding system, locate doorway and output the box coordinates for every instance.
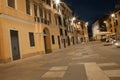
[10,30,20,60]
[67,36,70,46]
[58,36,61,48]
[63,39,66,48]
[43,28,52,53]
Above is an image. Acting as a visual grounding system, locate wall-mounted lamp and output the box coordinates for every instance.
[111,13,115,18]
[55,0,61,5]
[78,22,81,24]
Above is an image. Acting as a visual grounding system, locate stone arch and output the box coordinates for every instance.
[43,28,52,53]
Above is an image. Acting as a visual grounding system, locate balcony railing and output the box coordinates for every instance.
[34,17,51,25]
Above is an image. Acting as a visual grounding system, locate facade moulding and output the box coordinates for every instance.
[0,13,34,25]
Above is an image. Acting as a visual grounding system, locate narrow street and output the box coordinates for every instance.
[0,41,120,80]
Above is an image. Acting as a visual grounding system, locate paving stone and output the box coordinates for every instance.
[49,66,68,71]
[104,70,120,77]
[64,64,87,80]
[42,71,65,78]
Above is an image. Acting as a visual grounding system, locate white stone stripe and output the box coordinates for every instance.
[98,63,118,67]
[104,70,120,77]
[0,14,34,25]
[85,62,110,80]
[42,71,65,78]
[49,66,68,71]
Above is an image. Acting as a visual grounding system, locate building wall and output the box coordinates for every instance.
[0,15,44,62]
[116,10,120,40]
[0,0,88,63]
[92,20,100,40]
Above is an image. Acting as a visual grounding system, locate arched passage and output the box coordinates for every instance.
[43,28,52,53]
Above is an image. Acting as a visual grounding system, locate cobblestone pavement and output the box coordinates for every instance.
[0,41,120,80]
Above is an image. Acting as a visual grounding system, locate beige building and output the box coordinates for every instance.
[72,19,89,43]
[0,0,60,63]
[0,0,89,63]
[104,10,120,40]
[92,9,120,41]
[92,20,101,40]
[112,10,120,40]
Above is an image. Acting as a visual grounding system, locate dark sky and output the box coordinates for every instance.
[63,0,116,35]
[63,0,115,24]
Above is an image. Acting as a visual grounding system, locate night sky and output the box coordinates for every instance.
[63,0,116,36]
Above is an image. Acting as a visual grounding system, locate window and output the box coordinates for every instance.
[55,15,57,25]
[26,0,31,15]
[110,24,112,28]
[115,14,117,18]
[63,18,67,27]
[39,7,43,18]
[53,4,56,9]
[116,20,118,26]
[29,32,35,47]
[65,30,67,36]
[7,0,15,8]
[52,35,55,44]
[60,29,63,36]
[115,28,117,32]
[44,10,47,19]
[46,0,51,6]
[49,12,51,23]
[34,4,37,17]
[58,15,62,26]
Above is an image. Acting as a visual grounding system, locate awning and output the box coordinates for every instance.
[96,32,114,35]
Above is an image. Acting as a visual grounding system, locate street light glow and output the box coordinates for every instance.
[78,22,81,24]
[56,0,60,4]
[85,22,89,27]
[104,21,107,23]
[72,17,76,21]
[111,13,115,18]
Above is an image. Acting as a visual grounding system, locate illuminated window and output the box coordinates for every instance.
[7,0,15,8]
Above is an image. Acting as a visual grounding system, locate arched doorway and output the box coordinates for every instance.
[43,28,52,53]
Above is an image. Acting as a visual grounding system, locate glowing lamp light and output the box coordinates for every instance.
[72,17,76,21]
[85,22,89,26]
[115,43,119,46]
[78,22,81,24]
[111,13,115,18]
[56,0,60,4]
[104,21,107,23]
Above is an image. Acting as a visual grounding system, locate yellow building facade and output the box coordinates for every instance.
[0,0,61,63]
[105,10,120,40]
[0,0,89,63]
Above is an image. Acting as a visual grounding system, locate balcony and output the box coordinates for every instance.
[34,17,51,25]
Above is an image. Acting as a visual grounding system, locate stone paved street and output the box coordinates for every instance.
[0,41,120,80]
